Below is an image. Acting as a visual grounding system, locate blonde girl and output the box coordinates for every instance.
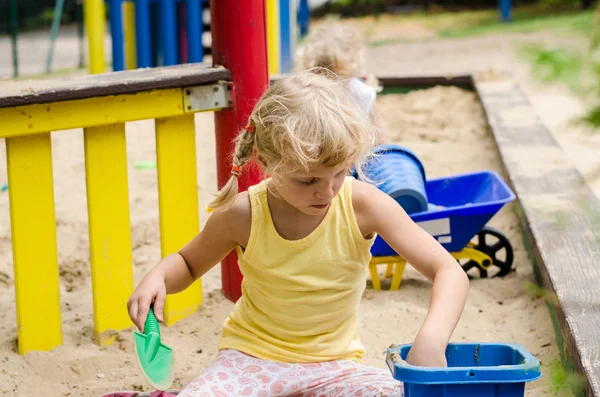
[127,70,469,397]
[296,23,390,144]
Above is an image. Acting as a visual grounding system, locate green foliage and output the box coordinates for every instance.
[584,5,600,129]
[311,0,389,18]
[362,6,592,47]
[522,281,560,307]
[518,45,587,93]
[522,282,585,396]
[436,9,593,38]
[513,6,599,132]
[582,102,600,128]
[547,359,586,396]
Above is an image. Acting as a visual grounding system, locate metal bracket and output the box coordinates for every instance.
[183,81,233,112]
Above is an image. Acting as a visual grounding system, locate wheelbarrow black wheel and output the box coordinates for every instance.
[461,226,514,278]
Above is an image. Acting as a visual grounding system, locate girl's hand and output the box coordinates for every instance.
[353,180,469,368]
[127,270,167,332]
[406,337,448,367]
[125,194,246,333]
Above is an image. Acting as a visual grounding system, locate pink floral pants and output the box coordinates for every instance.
[178,349,404,397]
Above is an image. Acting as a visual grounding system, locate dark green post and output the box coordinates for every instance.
[9,0,18,77]
[77,0,85,68]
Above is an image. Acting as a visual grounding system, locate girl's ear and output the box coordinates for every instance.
[254,148,268,172]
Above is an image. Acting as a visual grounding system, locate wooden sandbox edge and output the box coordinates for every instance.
[474,78,600,397]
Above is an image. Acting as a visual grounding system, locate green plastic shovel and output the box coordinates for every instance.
[134,307,174,391]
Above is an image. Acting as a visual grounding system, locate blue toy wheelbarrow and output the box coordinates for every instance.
[356,145,516,290]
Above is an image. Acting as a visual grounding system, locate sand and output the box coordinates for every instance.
[0,85,566,397]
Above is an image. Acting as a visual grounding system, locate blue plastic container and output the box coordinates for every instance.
[358,144,428,214]
[370,170,515,256]
[387,343,541,397]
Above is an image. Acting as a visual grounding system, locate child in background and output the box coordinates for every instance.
[127,70,469,396]
[296,23,391,144]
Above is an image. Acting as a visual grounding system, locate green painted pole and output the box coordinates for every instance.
[77,0,85,68]
[9,0,18,77]
[47,0,66,73]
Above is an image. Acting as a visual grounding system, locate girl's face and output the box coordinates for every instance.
[272,163,350,216]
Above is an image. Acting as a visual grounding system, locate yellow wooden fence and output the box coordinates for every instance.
[0,64,231,355]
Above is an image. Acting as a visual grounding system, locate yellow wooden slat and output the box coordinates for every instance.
[84,124,134,345]
[0,89,184,138]
[123,1,137,70]
[155,115,202,325]
[266,0,281,75]
[6,133,62,354]
[84,0,106,74]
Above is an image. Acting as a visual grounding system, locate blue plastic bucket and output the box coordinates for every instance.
[387,343,541,397]
[357,144,427,214]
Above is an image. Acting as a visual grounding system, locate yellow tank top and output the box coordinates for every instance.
[218,177,375,363]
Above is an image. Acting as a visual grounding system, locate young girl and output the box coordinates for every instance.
[127,71,469,396]
[296,23,390,144]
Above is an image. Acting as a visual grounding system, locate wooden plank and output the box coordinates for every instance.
[0,63,230,108]
[84,124,134,345]
[269,74,474,89]
[6,133,62,354]
[155,115,203,325]
[266,0,281,74]
[377,75,474,89]
[123,1,137,70]
[475,78,600,397]
[0,88,183,138]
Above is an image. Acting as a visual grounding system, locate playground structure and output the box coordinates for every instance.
[0,0,266,353]
[105,0,212,72]
[4,0,533,79]
[1,4,599,397]
[3,0,302,77]
[86,0,298,74]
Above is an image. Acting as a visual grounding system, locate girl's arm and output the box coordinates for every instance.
[353,180,469,367]
[127,192,250,331]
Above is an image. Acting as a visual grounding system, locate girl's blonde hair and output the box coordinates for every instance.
[296,24,365,79]
[208,69,377,210]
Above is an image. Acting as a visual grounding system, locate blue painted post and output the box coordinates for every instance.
[279,0,292,73]
[150,1,160,66]
[298,0,309,38]
[160,0,178,65]
[109,0,125,71]
[186,0,203,62]
[499,0,511,22]
[135,0,152,67]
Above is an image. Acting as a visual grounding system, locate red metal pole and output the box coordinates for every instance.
[178,2,188,63]
[210,0,268,302]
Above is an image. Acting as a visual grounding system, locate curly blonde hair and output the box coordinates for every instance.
[208,69,377,210]
[296,24,366,79]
